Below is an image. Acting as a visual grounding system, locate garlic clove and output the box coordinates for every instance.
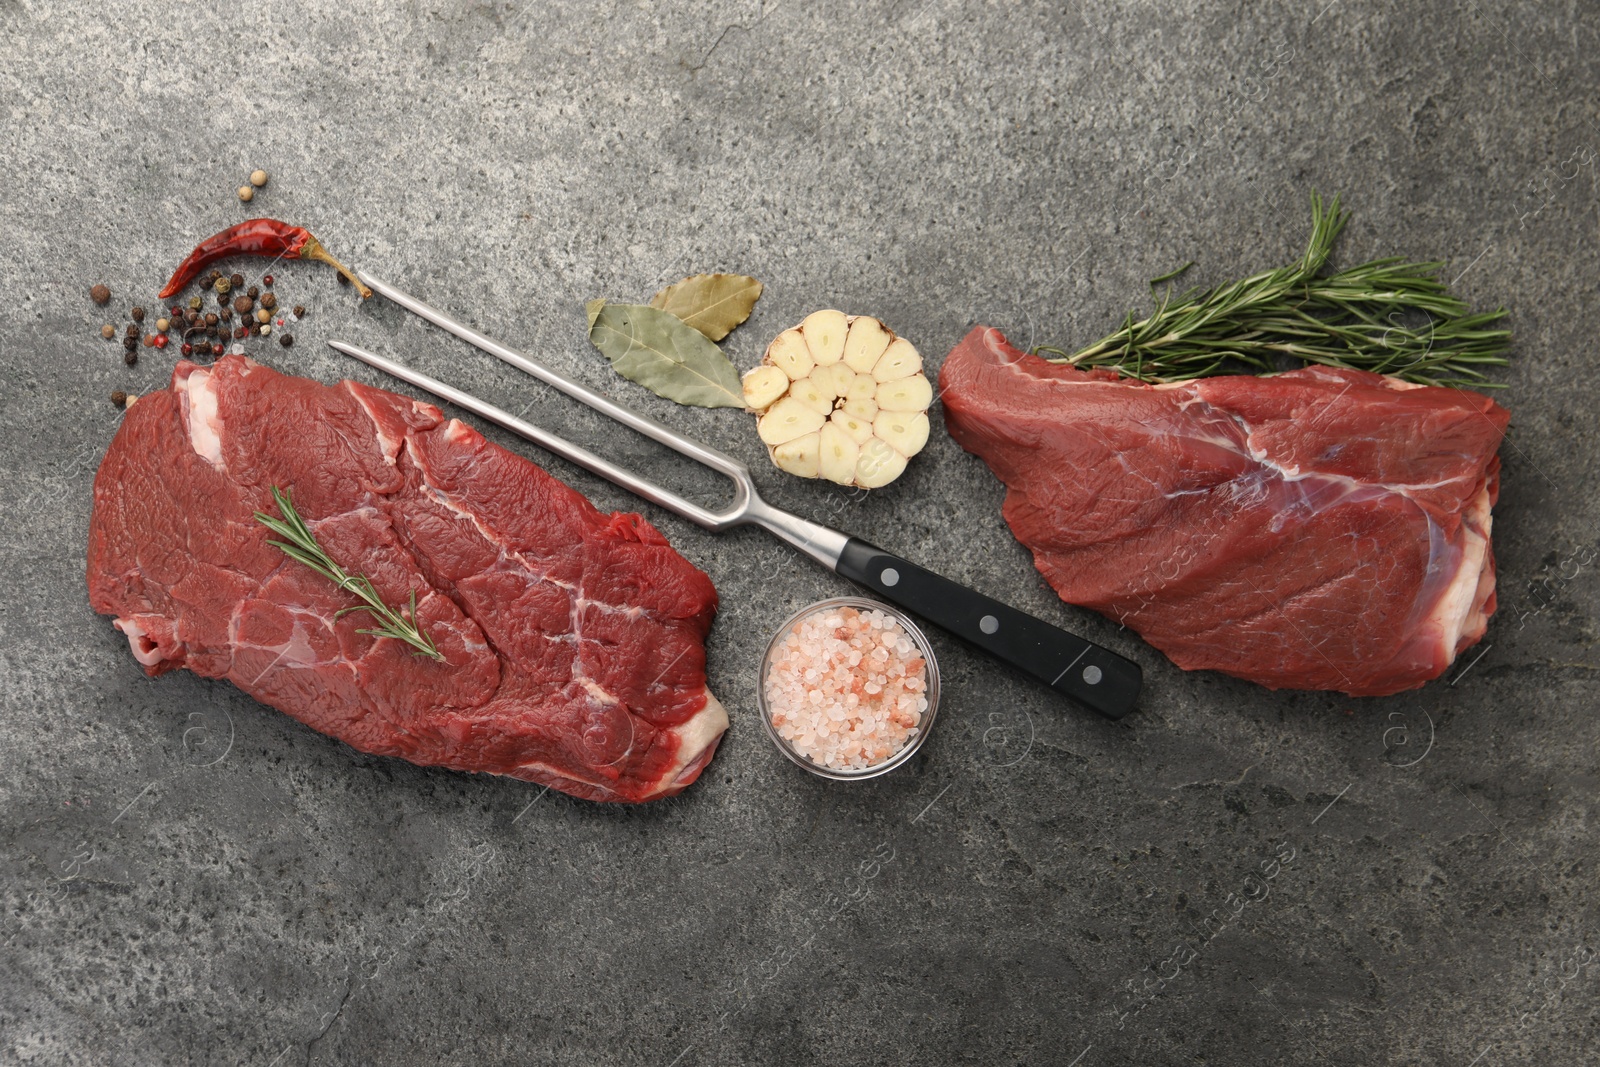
[872,338,923,382]
[810,362,854,401]
[742,365,790,410]
[767,328,814,381]
[759,397,827,444]
[873,410,930,457]
[876,374,934,412]
[773,432,822,478]
[801,309,849,366]
[855,438,908,488]
[817,421,861,484]
[843,372,879,402]
[830,407,875,445]
[788,375,833,415]
[842,396,879,421]
[842,315,894,373]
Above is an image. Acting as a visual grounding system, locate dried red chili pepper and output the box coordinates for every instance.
[158,218,372,299]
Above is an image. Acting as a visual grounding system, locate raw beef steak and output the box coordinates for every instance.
[939,327,1510,697]
[88,356,726,802]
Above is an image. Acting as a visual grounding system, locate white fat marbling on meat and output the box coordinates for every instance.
[507,689,728,795]
[180,367,226,469]
[579,678,620,705]
[347,384,403,466]
[1427,483,1494,656]
[241,622,326,686]
[669,691,729,781]
[113,616,167,667]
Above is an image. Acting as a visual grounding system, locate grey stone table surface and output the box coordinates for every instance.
[2,1,1596,1063]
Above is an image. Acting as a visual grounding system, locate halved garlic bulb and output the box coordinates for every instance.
[743,313,932,488]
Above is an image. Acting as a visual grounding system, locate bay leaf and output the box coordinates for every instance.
[588,302,745,408]
[648,273,764,341]
[585,297,606,331]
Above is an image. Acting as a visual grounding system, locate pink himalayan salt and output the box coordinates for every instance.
[765,606,929,771]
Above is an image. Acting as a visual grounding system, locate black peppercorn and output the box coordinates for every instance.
[233,295,253,314]
[234,326,249,340]
[124,322,139,339]
[229,273,245,289]
[110,390,127,407]
[122,336,137,353]
[278,333,294,348]
[219,307,232,322]
[124,350,137,366]
[260,293,277,310]
[91,284,112,305]
[292,305,306,319]
[130,306,146,322]
[205,312,218,326]
[247,285,260,300]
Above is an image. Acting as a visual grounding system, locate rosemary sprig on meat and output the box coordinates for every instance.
[254,486,444,661]
[1035,192,1513,388]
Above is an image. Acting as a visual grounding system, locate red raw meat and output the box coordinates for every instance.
[939,327,1510,697]
[87,356,726,802]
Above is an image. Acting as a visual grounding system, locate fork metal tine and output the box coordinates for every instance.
[354,271,749,482]
[328,341,741,529]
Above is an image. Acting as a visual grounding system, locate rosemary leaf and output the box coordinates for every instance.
[253,486,444,662]
[1037,192,1513,388]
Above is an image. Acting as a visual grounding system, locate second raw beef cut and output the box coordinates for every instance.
[939,326,1510,697]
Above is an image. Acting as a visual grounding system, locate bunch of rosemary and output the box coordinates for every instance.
[254,486,444,661]
[1035,193,1512,388]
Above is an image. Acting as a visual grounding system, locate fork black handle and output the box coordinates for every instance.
[835,539,1142,720]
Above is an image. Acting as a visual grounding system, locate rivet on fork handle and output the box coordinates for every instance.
[836,539,1142,719]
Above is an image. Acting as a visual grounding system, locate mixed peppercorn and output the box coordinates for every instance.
[95,270,300,360]
[238,169,268,202]
[93,214,368,410]
[92,266,303,408]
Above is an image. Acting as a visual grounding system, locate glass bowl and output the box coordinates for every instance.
[757,596,941,780]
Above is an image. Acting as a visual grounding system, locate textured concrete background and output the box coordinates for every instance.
[2,0,1597,1063]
